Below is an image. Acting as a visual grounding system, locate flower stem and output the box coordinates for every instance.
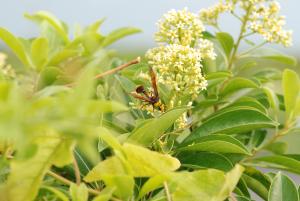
[94,57,141,79]
[243,124,291,163]
[228,6,252,70]
[73,153,81,185]
[65,57,141,87]
[47,170,100,196]
[230,193,238,201]
[164,181,173,201]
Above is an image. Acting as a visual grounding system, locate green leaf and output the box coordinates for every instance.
[40,186,69,201]
[84,142,180,180]
[178,134,250,155]
[122,143,180,177]
[265,142,288,155]
[183,106,277,143]
[216,32,234,58]
[34,85,70,98]
[250,155,300,175]
[85,18,106,33]
[243,174,268,200]
[178,152,233,171]
[268,172,299,201]
[167,165,244,201]
[128,106,188,146]
[4,134,73,201]
[138,175,166,199]
[206,71,232,90]
[248,130,267,150]
[39,21,65,53]
[0,27,30,66]
[282,69,300,121]
[235,179,251,198]
[235,196,252,201]
[77,32,105,54]
[263,55,297,66]
[92,187,115,201]
[247,48,297,66]
[242,167,271,200]
[98,130,124,153]
[48,49,80,66]
[205,71,233,89]
[30,37,48,71]
[193,98,226,111]
[206,71,232,80]
[70,183,88,201]
[229,97,267,114]
[101,175,134,200]
[263,87,279,110]
[220,77,259,97]
[254,68,282,82]
[100,27,141,47]
[25,11,69,44]
[84,156,126,182]
[38,66,64,88]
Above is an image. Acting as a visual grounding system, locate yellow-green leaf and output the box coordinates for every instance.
[4,133,72,201]
[184,106,278,143]
[268,172,299,201]
[70,183,88,201]
[128,106,188,146]
[92,187,115,201]
[178,134,250,155]
[216,32,234,58]
[84,156,126,182]
[282,69,300,122]
[40,186,69,201]
[122,143,180,177]
[25,11,69,44]
[30,37,48,71]
[220,77,259,97]
[0,27,30,66]
[101,175,134,200]
[167,165,244,201]
[84,142,180,181]
[100,27,141,47]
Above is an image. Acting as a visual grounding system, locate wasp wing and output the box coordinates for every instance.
[149,67,159,99]
[129,92,152,102]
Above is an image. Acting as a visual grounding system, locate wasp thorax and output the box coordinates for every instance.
[136,85,145,93]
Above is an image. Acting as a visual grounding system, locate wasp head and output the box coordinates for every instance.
[136,85,145,94]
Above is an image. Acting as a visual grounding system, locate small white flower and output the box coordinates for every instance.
[199,1,234,26]
[146,44,207,98]
[200,0,293,47]
[0,53,16,79]
[155,8,205,46]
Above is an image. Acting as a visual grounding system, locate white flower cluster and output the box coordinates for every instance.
[146,44,207,98]
[0,53,15,79]
[155,8,205,46]
[148,8,214,98]
[248,1,292,46]
[199,2,234,26]
[146,8,215,128]
[199,0,292,47]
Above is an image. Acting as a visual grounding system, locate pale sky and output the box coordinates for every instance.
[0,0,299,57]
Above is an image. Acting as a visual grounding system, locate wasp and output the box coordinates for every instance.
[130,67,165,112]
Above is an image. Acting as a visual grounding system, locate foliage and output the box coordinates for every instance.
[0,1,299,201]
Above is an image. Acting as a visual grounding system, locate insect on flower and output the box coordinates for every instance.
[130,67,165,112]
